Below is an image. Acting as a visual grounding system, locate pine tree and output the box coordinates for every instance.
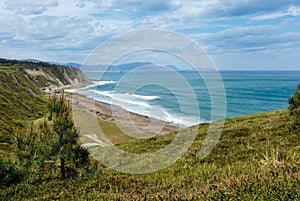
[15,93,89,180]
[289,84,300,129]
[48,93,89,179]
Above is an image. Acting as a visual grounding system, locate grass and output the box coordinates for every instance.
[0,65,47,154]
[0,59,87,154]
[1,58,299,199]
[98,120,136,144]
[1,110,300,200]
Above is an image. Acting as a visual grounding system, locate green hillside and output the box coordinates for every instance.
[1,110,300,200]
[0,65,46,153]
[1,58,299,200]
[0,58,87,154]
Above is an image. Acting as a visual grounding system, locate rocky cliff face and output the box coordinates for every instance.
[25,65,89,88]
[56,66,89,85]
[0,58,89,88]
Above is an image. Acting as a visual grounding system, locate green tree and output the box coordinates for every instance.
[15,93,89,180]
[16,120,57,180]
[47,93,89,179]
[0,155,24,186]
[289,84,300,129]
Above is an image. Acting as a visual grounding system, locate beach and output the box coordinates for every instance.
[62,83,179,145]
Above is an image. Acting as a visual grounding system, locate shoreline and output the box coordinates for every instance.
[62,82,179,141]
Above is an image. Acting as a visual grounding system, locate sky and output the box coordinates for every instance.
[0,0,300,70]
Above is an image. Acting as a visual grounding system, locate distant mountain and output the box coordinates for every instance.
[64,63,82,68]
[20,59,83,69]
[21,59,43,63]
[49,61,82,68]
[19,59,184,72]
[80,62,184,72]
[166,65,181,72]
[114,62,151,72]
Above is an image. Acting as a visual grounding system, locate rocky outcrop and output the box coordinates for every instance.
[0,58,89,89]
[25,65,89,88]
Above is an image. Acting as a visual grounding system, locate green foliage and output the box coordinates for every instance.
[48,93,90,179]
[289,84,300,129]
[1,110,300,200]
[0,66,47,147]
[0,155,24,186]
[1,93,90,184]
[15,121,57,182]
[0,58,88,153]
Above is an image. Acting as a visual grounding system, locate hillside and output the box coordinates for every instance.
[1,58,299,199]
[0,58,88,153]
[1,110,300,200]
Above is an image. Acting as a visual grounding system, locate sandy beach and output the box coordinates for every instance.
[69,95,179,132]
[60,82,179,144]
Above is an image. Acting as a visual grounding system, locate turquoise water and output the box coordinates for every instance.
[73,71,300,127]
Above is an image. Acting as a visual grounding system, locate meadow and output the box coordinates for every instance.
[1,110,300,200]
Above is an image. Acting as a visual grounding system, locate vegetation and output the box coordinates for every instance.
[0,59,300,200]
[0,64,47,154]
[0,58,87,154]
[47,94,89,179]
[1,109,300,200]
[289,84,300,129]
[1,94,89,186]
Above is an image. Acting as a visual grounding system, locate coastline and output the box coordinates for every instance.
[62,82,179,144]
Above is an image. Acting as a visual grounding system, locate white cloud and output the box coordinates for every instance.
[75,0,174,12]
[4,0,58,15]
[190,25,300,54]
[0,0,299,69]
[252,4,300,20]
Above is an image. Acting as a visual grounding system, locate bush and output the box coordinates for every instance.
[288,84,300,129]
[0,155,24,186]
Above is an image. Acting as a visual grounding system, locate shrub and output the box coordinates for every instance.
[288,84,300,129]
[0,155,24,186]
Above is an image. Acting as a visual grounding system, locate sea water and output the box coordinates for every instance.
[71,71,300,127]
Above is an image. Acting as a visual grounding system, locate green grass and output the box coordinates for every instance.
[1,58,299,199]
[0,59,87,154]
[98,120,136,144]
[1,110,300,200]
[0,66,47,153]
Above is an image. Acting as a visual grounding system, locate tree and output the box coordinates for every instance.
[288,84,300,129]
[47,93,89,179]
[15,93,89,180]
[15,122,53,181]
[0,155,24,186]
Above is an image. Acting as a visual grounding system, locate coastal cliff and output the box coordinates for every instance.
[0,58,88,151]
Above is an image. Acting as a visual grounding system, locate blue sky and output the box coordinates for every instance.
[0,0,300,70]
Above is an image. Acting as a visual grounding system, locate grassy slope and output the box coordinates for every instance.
[0,65,47,153]
[1,110,300,200]
[0,59,87,154]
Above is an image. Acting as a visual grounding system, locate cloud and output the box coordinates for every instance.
[76,0,173,13]
[4,0,58,15]
[191,25,300,54]
[217,0,298,17]
[0,0,299,69]
[162,0,300,24]
[0,6,134,63]
[252,4,300,20]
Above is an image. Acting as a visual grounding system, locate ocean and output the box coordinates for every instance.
[70,70,300,127]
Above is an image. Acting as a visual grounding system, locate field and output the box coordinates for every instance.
[1,110,300,200]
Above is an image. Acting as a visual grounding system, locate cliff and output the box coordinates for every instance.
[0,58,89,152]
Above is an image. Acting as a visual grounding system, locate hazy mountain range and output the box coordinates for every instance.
[22,59,182,72]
